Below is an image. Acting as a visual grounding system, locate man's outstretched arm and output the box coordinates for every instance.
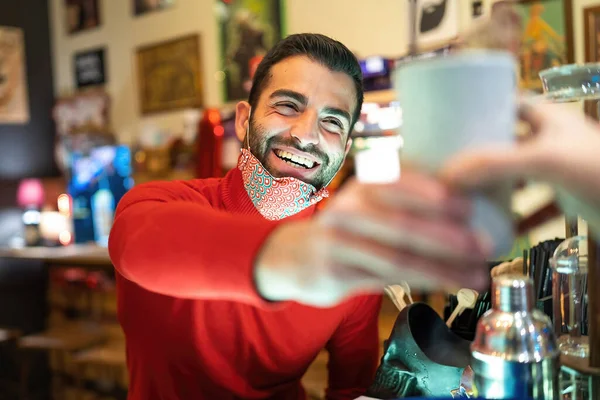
[108,180,282,307]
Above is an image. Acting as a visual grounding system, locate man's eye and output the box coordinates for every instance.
[277,103,298,112]
[323,118,343,129]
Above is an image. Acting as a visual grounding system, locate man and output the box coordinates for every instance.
[109,33,488,400]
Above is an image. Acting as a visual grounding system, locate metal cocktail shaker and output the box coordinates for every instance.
[470,275,559,399]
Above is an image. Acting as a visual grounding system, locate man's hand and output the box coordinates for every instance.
[255,171,490,307]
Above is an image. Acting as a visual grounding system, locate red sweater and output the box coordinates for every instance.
[108,166,382,400]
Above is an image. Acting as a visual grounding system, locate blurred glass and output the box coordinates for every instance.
[550,236,589,359]
[540,63,600,102]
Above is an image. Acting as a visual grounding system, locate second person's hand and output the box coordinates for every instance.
[441,96,600,235]
[255,170,491,307]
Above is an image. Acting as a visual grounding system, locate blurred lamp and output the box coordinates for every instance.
[16,178,44,208]
[16,178,44,246]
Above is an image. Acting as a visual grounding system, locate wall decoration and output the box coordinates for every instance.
[584,5,600,62]
[472,1,483,19]
[65,0,101,35]
[409,0,460,49]
[74,47,106,88]
[134,0,175,16]
[513,0,574,91]
[583,5,600,120]
[52,89,111,175]
[216,0,283,102]
[0,27,29,124]
[136,34,203,115]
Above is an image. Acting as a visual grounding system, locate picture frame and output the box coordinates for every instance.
[583,5,600,119]
[513,0,574,91]
[411,0,461,49]
[135,34,203,115]
[217,0,283,102]
[133,0,175,17]
[74,47,106,88]
[584,5,600,62]
[65,0,101,35]
[0,26,30,124]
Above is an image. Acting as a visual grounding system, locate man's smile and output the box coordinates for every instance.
[274,149,317,169]
[267,147,321,182]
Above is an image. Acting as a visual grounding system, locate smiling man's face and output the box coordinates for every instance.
[239,55,356,190]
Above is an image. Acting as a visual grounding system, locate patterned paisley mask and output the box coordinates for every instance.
[237,148,328,220]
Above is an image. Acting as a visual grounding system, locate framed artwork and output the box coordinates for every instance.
[513,0,574,91]
[472,1,484,19]
[134,0,175,16]
[65,0,101,35]
[0,27,30,124]
[583,6,600,119]
[74,47,106,88]
[217,0,283,102]
[410,0,460,49]
[584,5,600,62]
[136,34,203,115]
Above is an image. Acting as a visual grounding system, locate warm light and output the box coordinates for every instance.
[213,126,224,137]
[135,150,146,164]
[207,109,221,125]
[39,211,70,241]
[59,231,72,246]
[57,194,71,215]
[17,179,44,208]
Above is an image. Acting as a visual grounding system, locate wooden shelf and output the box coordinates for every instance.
[364,89,396,105]
[561,353,600,377]
[133,169,195,185]
[516,200,561,235]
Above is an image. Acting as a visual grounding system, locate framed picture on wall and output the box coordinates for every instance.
[584,5,600,62]
[65,0,101,35]
[583,5,600,119]
[513,0,574,91]
[136,34,204,115]
[0,27,30,124]
[410,0,460,49]
[74,47,106,88]
[217,0,283,102]
[134,0,175,16]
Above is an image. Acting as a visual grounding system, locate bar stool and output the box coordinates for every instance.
[72,337,127,400]
[18,267,109,400]
[71,272,127,399]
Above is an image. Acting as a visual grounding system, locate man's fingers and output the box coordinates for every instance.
[324,206,487,261]
[361,173,471,220]
[327,228,488,291]
[518,94,546,133]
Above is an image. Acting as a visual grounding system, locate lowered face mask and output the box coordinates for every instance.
[237,114,329,221]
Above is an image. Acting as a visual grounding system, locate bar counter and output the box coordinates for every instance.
[0,244,111,268]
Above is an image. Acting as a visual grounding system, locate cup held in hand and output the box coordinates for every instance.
[394,50,517,258]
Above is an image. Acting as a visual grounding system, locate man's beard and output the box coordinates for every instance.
[247,119,346,190]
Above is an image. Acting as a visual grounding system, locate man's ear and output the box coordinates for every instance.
[344,137,353,156]
[235,101,251,143]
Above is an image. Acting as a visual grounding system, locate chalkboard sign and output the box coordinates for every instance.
[74,48,106,88]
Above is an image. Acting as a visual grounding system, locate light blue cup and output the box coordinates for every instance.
[394,50,517,259]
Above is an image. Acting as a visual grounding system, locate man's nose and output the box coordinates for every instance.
[290,111,319,146]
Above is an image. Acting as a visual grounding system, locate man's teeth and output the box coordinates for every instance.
[275,150,315,168]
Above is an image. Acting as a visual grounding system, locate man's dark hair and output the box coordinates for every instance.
[248,33,364,132]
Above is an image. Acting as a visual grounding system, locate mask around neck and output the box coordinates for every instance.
[237,148,329,220]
